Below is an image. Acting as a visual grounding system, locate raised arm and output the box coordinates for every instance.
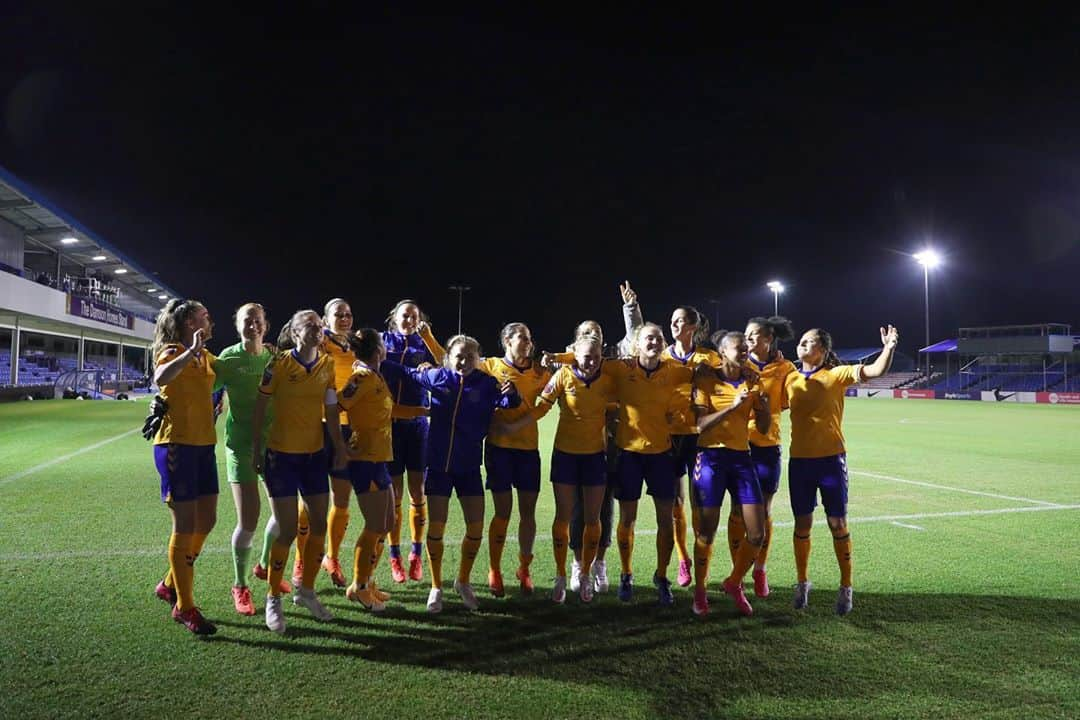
[861,325,899,380]
[617,280,643,357]
[153,330,205,386]
[417,322,446,365]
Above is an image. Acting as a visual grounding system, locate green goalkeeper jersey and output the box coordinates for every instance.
[213,343,275,451]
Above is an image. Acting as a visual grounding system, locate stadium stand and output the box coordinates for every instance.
[920,325,1078,393]
[0,165,181,400]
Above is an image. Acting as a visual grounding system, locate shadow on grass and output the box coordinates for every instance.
[205,585,1080,716]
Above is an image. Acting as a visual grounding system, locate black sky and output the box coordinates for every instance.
[2,7,1078,355]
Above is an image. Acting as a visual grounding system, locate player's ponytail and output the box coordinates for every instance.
[152,299,204,357]
[385,298,427,333]
[674,306,711,347]
[348,328,383,363]
[807,328,841,369]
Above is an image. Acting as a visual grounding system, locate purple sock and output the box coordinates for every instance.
[411,542,423,556]
[389,544,402,559]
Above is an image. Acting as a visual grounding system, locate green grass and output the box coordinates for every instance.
[1,398,1078,719]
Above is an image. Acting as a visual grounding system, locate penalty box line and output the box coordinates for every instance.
[4,503,1079,562]
[850,470,1066,508]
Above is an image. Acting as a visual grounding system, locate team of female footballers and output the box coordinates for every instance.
[148,284,898,634]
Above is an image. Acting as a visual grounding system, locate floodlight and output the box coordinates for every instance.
[766,281,785,293]
[61,236,78,245]
[92,255,107,261]
[913,249,941,269]
[114,268,128,274]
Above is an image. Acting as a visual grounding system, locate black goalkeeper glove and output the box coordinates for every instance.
[141,394,168,441]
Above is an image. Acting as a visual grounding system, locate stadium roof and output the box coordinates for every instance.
[0,165,182,320]
[835,347,881,362]
[919,338,958,353]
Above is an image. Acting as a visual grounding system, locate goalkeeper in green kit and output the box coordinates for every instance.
[211,303,283,616]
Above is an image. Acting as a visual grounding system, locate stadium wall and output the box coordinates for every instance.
[844,388,1080,404]
[0,270,154,338]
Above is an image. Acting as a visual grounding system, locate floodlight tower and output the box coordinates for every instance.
[766,281,785,315]
[448,284,471,335]
[913,249,941,384]
[707,299,722,332]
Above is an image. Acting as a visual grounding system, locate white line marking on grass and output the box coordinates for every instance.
[7,505,1079,562]
[891,521,925,530]
[851,470,1065,508]
[0,429,140,487]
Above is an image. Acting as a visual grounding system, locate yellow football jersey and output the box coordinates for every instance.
[533,364,617,454]
[260,350,337,454]
[693,375,761,451]
[603,358,685,454]
[483,357,552,450]
[337,363,393,462]
[747,356,797,447]
[662,344,721,435]
[154,344,217,446]
[322,330,356,424]
[784,364,863,458]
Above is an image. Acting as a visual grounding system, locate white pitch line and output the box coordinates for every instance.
[4,504,1078,562]
[0,429,140,487]
[851,470,1065,508]
[891,521,925,531]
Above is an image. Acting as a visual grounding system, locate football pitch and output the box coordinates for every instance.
[1,399,1077,719]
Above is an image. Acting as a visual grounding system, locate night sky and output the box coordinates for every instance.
[2,8,1078,356]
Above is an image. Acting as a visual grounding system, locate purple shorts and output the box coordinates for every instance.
[425,467,484,498]
[155,444,218,503]
[390,417,429,476]
[484,445,541,493]
[347,460,392,494]
[749,443,782,496]
[788,453,849,517]
[614,450,677,501]
[263,448,330,499]
[671,434,699,479]
[551,449,607,487]
[692,447,762,508]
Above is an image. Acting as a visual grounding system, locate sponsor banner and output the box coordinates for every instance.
[941,391,979,401]
[857,389,893,399]
[1036,391,1080,405]
[845,388,857,397]
[980,391,1038,403]
[67,295,135,330]
[894,389,936,399]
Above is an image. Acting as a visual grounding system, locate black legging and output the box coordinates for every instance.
[569,473,615,552]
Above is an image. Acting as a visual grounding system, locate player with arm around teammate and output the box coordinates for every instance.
[252,310,348,633]
[395,335,520,613]
[319,298,360,588]
[729,316,798,599]
[335,328,399,612]
[381,299,441,584]
[786,325,898,615]
[501,333,615,603]
[690,331,770,617]
[661,305,718,588]
[211,302,280,616]
[603,322,688,607]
